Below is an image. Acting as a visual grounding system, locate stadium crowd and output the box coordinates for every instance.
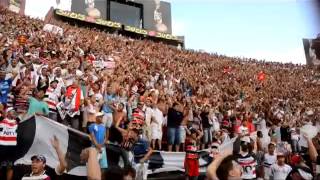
[0,6,320,180]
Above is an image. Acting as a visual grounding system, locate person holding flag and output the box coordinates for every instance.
[22,136,67,180]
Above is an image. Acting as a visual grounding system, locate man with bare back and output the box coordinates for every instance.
[113,103,127,129]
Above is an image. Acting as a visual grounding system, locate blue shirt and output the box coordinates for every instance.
[0,79,12,104]
[132,138,149,163]
[88,123,106,145]
[102,94,116,113]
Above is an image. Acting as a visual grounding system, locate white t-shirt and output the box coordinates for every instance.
[264,153,277,179]
[211,115,220,132]
[151,107,164,140]
[239,125,249,135]
[61,68,68,77]
[316,121,320,131]
[270,163,292,180]
[145,107,154,127]
[257,118,266,131]
[290,128,300,141]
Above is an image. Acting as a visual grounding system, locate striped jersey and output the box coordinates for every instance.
[44,87,59,112]
[235,152,257,179]
[0,118,18,146]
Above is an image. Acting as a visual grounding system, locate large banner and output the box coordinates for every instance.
[0,116,91,176]
[0,116,236,177]
[303,38,320,66]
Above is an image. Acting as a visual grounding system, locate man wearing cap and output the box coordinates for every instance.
[235,137,257,180]
[22,155,50,180]
[270,152,292,180]
[21,155,51,180]
[88,112,108,171]
[22,136,67,180]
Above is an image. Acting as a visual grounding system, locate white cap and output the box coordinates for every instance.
[306,110,314,116]
[76,70,83,77]
[240,136,251,143]
[211,142,220,149]
[6,107,15,113]
[24,52,31,57]
[107,57,114,61]
[95,112,104,117]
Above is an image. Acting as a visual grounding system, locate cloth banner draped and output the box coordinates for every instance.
[0,116,237,176]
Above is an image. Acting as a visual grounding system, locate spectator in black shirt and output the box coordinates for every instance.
[280,124,290,142]
[167,102,184,152]
[201,105,212,149]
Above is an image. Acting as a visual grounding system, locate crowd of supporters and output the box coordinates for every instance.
[0,6,320,180]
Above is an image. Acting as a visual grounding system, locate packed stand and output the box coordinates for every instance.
[0,7,320,180]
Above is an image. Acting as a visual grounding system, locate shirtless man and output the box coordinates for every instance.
[112,103,126,128]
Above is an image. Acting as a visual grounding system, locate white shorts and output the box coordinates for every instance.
[103,113,113,128]
[151,125,162,140]
[179,126,186,143]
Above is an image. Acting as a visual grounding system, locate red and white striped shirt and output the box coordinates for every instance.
[0,118,18,146]
[44,87,59,112]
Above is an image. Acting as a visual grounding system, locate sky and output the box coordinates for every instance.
[22,0,320,64]
[165,0,320,64]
